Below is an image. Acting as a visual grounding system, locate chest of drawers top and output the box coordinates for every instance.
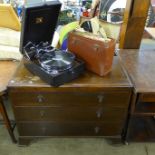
[8,57,132,91]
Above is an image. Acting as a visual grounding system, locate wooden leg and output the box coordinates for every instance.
[122,93,138,143]
[130,93,138,114]
[106,137,123,146]
[18,137,32,146]
[122,113,131,144]
[0,97,17,143]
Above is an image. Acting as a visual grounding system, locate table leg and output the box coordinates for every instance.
[122,93,137,143]
[0,97,17,143]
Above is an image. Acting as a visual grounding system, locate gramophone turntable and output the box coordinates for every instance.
[20,1,85,86]
[23,41,84,86]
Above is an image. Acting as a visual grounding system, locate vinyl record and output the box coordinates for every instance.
[40,50,75,72]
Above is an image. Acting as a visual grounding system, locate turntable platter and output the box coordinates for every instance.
[40,50,75,72]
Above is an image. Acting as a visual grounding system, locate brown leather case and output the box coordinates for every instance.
[68,31,116,76]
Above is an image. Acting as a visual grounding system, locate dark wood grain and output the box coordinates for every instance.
[118,49,155,93]
[127,116,155,142]
[17,122,123,137]
[8,57,132,89]
[10,91,130,107]
[139,93,155,102]
[118,49,155,142]
[14,106,126,123]
[8,57,132,145]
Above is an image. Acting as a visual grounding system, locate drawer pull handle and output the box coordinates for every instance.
[37,95,44,103]
[96,111,102,118]
[40,110,45,117]
[97,95,104,103]
[94,127,100,134]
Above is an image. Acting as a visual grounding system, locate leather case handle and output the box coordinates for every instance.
[71,38,80,45]
[93,44,100,51]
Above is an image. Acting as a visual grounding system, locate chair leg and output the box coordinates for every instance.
[0,97,17,143]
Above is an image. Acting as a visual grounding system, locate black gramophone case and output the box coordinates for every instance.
[20,1,84,87]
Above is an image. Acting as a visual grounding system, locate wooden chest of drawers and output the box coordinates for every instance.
[8,57,132,145]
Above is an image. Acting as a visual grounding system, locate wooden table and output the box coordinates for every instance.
[0,61,19,143]
[118,49,155,142]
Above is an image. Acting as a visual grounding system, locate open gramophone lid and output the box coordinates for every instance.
[40,50,75,71]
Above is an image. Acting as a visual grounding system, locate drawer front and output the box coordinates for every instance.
[139,93,155,102]
[10,91,130,107]
[17,122,123,137]
[14,107,127,123]
[135,102,155,114]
